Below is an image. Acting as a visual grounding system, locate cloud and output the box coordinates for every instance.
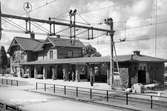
[1,0,167,58]
[131,0,153,17]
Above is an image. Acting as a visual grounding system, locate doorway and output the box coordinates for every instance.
[30,66,34,78]
[57,65,63,79]
[138,70,146,84]
[47,66,52,79]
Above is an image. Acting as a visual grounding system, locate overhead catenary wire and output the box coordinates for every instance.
[3,28,48,36]
[80,4,114,15]
[29,0,57,14]
[24,0,167,35]
[3,12,167,40]
[76,29,88,36]
[31,22,49,33]
[77,13,91,25]
[2,15,167,43]
[2,0,167,46]
[114,19,167,34]
[3,18,25,31]
[2,25,167,46]
[33,22,49,32]
[0,0,165,51]
[3,0,166,37]
[55,27,70,34]
[154,0,158,56]
[80,9,167,27]
[114,33,167,44]
[2,18,25,31]
[50,17,90,26]
[3,17,50,34]
[93,32,107,39]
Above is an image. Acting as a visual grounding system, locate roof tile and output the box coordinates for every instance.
[48,37,85,48]
[14,37,43,51]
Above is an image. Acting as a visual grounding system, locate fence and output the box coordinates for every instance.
[35,82,167,109]
[0,78,19,86]
[0,102,21,111]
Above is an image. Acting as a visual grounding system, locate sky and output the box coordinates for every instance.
[0,0,167,59]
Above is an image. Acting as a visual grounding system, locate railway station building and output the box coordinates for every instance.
[8,36,166,87]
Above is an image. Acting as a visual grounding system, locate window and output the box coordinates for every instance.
[21,54,24,60]
[67,51,73,58]
[50,50,53,59]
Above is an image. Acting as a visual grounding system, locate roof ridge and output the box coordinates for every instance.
[14,36,44,43]
[141,55,165,60]
[49,37,81,41]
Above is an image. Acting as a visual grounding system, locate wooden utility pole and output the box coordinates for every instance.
[0,2,2,40]
[105,18,114,87]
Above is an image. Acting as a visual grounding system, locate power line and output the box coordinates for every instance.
[114,33,167,44]
[115,20,167,33]
[2,18,25,31]
[81,13,167,28]
[55,10,69,18]
[50,17,89,25]
[76,29,88,36]
[77,13,91,25]
[93,32,107,39]
[4,18,25,31]
[154,0,158,56]
[31,22,49,33]
[2,28,48,36]
[30,0,57,13]
[55,27,70,34]
[3,14,167,39]
[33,22,49,32]
[32,22,49,32]
[80,4,114,15]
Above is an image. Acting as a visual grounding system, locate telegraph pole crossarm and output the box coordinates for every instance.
[0,13,112,33]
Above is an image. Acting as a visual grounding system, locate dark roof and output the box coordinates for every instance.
[47,37,85,48]
[8,36,85,53]
[132,55,166,62]
[8,37,44,52]
[21,55,166,65]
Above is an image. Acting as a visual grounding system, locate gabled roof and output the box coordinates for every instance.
[8,37,44,52]
[8,36,85,54]
[47,37,85,48]
[21,54,166,65]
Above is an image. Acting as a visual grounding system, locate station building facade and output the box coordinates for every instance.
[8,36,166,87]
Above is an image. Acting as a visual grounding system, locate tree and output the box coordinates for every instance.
[83,44,101,57]
[0,46,8,74]
[82,45,102,85]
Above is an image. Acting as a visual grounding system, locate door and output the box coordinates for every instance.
[138,70,146,84]
[47,66,52,79]
[57,65,63,79]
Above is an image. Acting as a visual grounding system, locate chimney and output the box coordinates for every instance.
[133,50,140,56]
[30,32,35,39]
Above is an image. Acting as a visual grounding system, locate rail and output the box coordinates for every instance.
[35,82,167,109]
[0,102,21,111]
[0,78,19,86]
